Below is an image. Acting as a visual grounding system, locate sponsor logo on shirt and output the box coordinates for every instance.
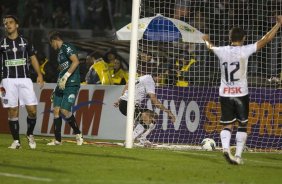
[5,58,26,66]
[223,87,242,94]
[59,61,69,71]
[66,47,73,53]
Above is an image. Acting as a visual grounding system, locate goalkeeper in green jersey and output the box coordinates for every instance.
[47,31,83,146]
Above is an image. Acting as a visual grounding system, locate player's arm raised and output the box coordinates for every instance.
[256,15,282,51]
[202,34,215,51]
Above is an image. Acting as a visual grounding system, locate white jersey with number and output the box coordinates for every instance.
[212,43,257,97]
[120,75,155,105]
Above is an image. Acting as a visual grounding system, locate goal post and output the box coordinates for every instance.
[125,0,141,148]
[123,0,282,152]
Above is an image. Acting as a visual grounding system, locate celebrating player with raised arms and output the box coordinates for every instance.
[202,15,282,165]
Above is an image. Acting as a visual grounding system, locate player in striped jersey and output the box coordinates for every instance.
[202,15,282,165]
[0,15,44,149]
[114,72,175,145]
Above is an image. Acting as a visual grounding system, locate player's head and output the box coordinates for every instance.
[3,15,19,34]
[113,57,122,70]
[48,31,63,50]
[229,27,246,43]
[86,52,102,67]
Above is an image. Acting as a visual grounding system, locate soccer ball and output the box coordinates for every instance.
[201,138,216,151]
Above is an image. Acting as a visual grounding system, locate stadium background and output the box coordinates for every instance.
[0,0,281,151]
[0,1,281,183]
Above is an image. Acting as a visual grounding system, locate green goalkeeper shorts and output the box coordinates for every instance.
[53,86,80,112]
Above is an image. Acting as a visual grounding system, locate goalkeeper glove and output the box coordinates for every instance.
[58,72,71,90]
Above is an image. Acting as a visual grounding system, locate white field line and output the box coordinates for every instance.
[173,151,282,166]
[0,172,52,182]
[173,151,217,157]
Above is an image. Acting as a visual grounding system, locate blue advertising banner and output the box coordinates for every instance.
[146,86,281,150]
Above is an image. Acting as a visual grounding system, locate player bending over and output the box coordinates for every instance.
[114,71,175,145]
[47,31,83,146]
[202,15,282,165]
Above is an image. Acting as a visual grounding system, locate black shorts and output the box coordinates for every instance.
[118,99,146,118]
[220,95,249,124]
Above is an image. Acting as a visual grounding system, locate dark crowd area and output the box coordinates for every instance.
[0,0,281,87]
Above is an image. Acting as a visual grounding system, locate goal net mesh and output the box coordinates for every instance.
[135,0,281,152]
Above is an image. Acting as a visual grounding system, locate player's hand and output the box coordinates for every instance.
[168,111,176,123]
[202,34,210,41]
[114,100,120,108]
[37,74,44,89]
[58,72,71,90]
[50,89,55,102]
[277,15,282,25]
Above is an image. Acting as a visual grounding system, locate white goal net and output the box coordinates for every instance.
[129,0,282,152]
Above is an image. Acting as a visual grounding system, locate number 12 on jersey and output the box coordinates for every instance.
[222,61,240,84]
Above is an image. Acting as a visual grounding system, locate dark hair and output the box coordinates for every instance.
[48,30,62,42]
[3,15,19,24]
[87,51,102,60]
[229,27,246,42]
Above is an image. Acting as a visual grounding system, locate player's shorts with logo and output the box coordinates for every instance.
[53,86,79,111]
[1,78,38,108]
[219,95,249,124]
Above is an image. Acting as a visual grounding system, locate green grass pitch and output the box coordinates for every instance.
[0,134,281,184]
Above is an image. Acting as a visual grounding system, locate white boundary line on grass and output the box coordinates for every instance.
[0,172,52,182]
[174,151,282,166]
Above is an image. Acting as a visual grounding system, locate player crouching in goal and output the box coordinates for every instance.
[202,15,282,165]
[114,71,176,146]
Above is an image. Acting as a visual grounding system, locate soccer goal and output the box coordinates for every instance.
[125,0,282,152]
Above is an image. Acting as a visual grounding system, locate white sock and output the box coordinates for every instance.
[235,132,247,158]
[133,124,145,140]
[138,123,156,143]
[220,129,231,152]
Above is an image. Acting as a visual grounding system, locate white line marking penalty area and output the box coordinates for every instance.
[0,172,52,182]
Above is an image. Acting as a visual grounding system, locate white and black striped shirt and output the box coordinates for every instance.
[0,36,36,79]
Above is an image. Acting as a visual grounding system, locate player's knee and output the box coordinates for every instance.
[60,109,71,117]
[27,111,37,119]
[8,107,18,118]
[53,107,60,117]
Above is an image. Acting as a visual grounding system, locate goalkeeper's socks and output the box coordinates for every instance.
[235,131,247,158]
[220,128,232,151]
[66,114,81,134]
[27,116,36,136]
[54,117,62,142]
[8,119,20,141]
